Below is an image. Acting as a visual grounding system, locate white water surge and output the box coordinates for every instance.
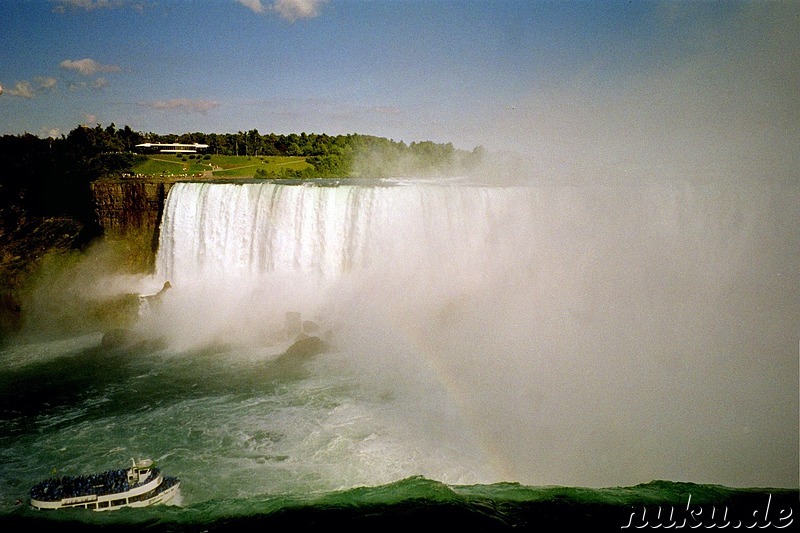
[136,178,798,489]
[156,181,527,285]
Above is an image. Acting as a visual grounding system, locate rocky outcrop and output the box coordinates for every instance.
[1,177,184,339]
[91,177,172,237]
[0,216,85,340]
[90,177,177,270]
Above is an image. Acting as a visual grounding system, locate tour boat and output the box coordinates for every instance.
[29,458,180,511]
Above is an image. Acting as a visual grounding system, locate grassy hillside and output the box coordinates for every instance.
[211,155,313,177]
[130,154,312,178]
[131,155,209,176]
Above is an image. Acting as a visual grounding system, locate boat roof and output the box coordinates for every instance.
[134,458,154,468]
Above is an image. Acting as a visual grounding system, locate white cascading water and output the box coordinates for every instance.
[152,180,542,352]
[156,181,530,285]
[143,178,798,489]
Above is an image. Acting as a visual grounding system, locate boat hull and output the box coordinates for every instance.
[30,469,180,512]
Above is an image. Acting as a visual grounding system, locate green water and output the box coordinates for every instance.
[0,333,796,531]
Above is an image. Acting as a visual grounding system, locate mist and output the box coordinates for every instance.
[15,239,159,341]
[78,177,794,490]
[7,2,797,492]
[450,1,799,187]
[11,177,798,491]
[12,83,799,488]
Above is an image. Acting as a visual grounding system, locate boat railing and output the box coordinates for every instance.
[29,468,160,502]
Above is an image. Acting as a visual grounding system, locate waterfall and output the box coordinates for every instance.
[152,179,798,326]
[155,181,535,287]
[142,178,798,487]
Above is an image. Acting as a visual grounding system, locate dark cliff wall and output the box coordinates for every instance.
[90,178,175,270]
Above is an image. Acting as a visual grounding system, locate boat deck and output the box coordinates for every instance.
[31,468,143,502]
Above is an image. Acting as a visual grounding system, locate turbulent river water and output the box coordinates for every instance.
[1,177,797,530]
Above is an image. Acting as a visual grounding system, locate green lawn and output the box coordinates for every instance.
[131,155,210,176]
[131,154,312,177]
[211,155,312,177]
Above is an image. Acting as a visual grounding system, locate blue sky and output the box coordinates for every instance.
[0,0,797,176]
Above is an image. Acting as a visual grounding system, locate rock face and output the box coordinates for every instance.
[1,177,181,339]
[91,178,171,236]
[0,216,85,340]
[90,177,176,269]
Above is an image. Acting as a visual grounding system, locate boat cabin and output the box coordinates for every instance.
[127,458,154,484]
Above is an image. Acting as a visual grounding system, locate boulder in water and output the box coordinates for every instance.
[283,333,327,359]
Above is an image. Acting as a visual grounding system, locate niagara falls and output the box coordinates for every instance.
[2,173,797,529]
[1,0,798,530]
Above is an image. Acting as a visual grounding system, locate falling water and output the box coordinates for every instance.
[149,178,798,488]
[1,177,797,529]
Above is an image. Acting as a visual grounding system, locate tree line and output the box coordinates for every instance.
[0,124,141,241]
[145,128,484,179]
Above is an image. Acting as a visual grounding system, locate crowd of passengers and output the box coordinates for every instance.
[30,468,157,501]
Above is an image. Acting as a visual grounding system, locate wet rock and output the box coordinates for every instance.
[283,333,327,359]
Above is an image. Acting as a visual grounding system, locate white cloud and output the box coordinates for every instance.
[9,81,35,98]
[35,76,58,90]
[272,0,327,22]
[5,77,59,98]
[60,58,121,76]
[143,99,220,114]
[238,0,327,21]
[237,0,265,14]
[93,77,109,89]
[52,0,116,12]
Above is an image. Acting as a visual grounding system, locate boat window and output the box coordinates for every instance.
[111,498,126,506]
[99,501,109,508]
